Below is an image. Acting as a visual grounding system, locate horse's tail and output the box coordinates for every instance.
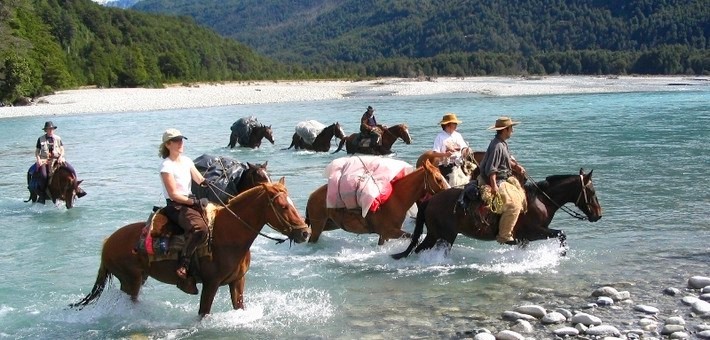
[391,200,429,260]
[332,138,345,154]
[69,260,111,309]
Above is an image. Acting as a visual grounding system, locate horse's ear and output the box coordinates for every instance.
[247,162,254,169]
[579,168,585,176]
[278,177,285,185]
[587,169,593,178]
[262,160,268,168]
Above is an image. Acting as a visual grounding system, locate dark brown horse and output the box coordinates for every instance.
[392,169,602,259]
[305,159,450,245]
[333,123,412,155]
[26,164,83,209]
[285,122,346,152]
[70,179,311,316]
[228,125,275,149]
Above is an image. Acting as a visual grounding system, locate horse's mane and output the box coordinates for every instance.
[225,181,285,206]
[525,174,576,198]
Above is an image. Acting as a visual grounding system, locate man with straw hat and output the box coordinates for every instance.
[432,113,469,165]
[478,117,527,244]
[33,121,87,204]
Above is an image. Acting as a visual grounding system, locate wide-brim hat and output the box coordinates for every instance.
[367,106,374,112]
[42,121,57,130]
[488,116,520,130]
[162,128,188,143]
[439,113,462,125]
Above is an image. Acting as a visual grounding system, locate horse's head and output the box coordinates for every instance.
[262,178,311,243]
[332,122,346,140]
[386,124,411,144]
[576,168,602,222]
[263,125,275,144]
[51,166,78,209]
[423,159,451,194]
[238,161,272,192]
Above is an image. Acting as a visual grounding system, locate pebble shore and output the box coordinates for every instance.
[461,275,710,339]
[1,76,707,118]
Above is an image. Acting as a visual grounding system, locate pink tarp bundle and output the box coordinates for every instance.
[325,156,413,217]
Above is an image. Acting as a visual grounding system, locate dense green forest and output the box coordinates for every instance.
[0,0,303,105]
[134,0,710,76]
[1,0,708,105]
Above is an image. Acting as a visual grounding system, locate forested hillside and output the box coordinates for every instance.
[134,0,710,76]
[0,0,296,105]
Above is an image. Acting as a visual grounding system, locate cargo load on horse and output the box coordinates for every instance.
[228,116,274,148]
[191,154,270,204]
[285,120,346,152]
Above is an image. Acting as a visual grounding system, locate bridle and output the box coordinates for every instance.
[527,174,593,221]
[206,183,305,244]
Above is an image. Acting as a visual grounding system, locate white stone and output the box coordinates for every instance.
[592,286,620,297]
[634,304,660,314]
[689,276,710,289]
[555,308,573,319]
[639,318,658,326]
[575,323,588,332]
[502,311,537,321]
[571,312,602,326]
[511,319,533,333]
[614,291,631,301]
[541,311,567,324]
[473,333,496,340]
[597,296,614,305]
[666,316,686,325]
[514,305,546,318]
[692,300,710,314]
[661,324,686,334]
[495,330,525,340]
[698,330,710,339]
[703,286,710,294]
[552,327,579,336]
[665,287,682,296]
[586,324,621,337]
[700,293,710,301]
[670,331,690,339]
[682,296,699,305]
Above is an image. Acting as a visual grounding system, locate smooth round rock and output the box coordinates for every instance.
[541,311,566,324]
[586,325,621,337]
[689,276,710,289]
[634,304,660,314]
[514,305,546,318]
[553,327,579,336]
[571,312,602,326]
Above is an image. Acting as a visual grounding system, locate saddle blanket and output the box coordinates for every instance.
[295,120,326,145]
[325,156,413,217]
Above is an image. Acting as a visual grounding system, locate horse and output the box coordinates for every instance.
[305,159,450,245]
[333,123,412,155]
[193,159,271,204]
[285,122,346,152]
[70,178,311,316]
[391,169,602,259]
[228,124,274,149]
[25,164,83,209]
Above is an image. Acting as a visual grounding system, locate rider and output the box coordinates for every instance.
[360,105,382,146]
[432,113,469,166]
[478,117,527,244]
[33,121,86,204]
[159,128,208,295]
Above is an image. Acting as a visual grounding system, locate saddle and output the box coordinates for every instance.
[134,204,215,263]
[356,132,380,147]
[455,180,497,227]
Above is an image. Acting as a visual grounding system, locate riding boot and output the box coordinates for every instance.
[176,257,198,295]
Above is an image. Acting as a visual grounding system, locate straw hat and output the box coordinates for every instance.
[487,116,520,130]
[162,128,188,143]
[42,121,57,131]
[439,113,462,125]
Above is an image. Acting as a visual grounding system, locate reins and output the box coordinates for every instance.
[525,174,590,220]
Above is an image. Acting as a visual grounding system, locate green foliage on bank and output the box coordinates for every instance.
[0,0,297,105]
[134,0,710,76]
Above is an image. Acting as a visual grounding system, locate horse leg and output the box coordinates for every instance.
[228,254,250,310]
[113,269,144,302]
[198,281,221,316]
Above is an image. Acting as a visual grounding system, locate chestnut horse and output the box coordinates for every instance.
[305,159,450,245]
[333,123,412,155]
[392,169,602,259]
[228,125,275,149]
[26,164,83,209]
[70,178,311,316]
[285,122,346,152]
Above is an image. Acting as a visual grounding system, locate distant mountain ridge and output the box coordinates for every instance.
[92,0,141,9]
[132,0,709,67]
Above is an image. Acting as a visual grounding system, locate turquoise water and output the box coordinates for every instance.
[0,87,708,339]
